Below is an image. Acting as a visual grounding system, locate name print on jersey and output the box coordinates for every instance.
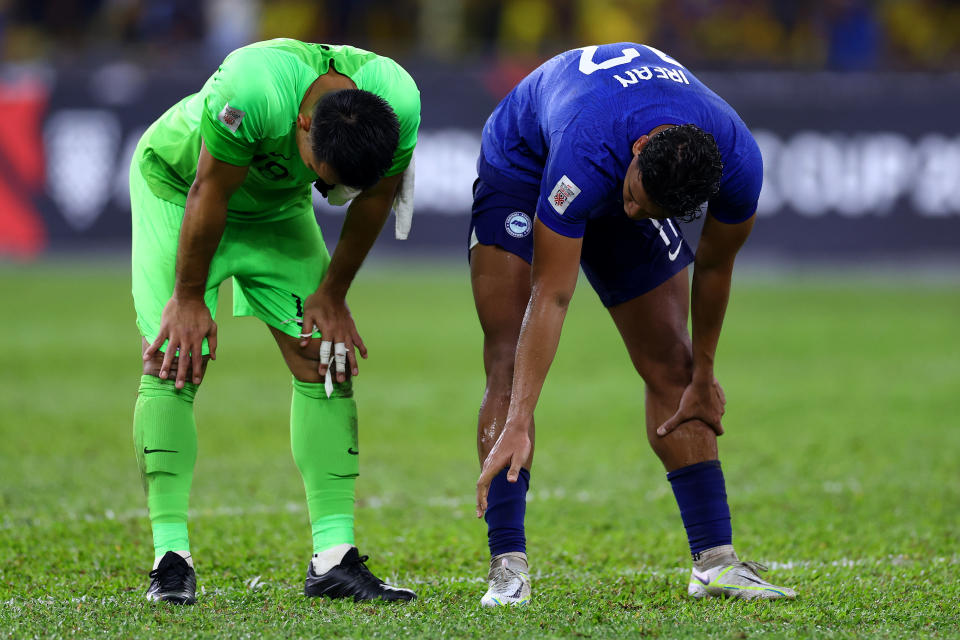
[614,66,689,88]
[577,45,690,88]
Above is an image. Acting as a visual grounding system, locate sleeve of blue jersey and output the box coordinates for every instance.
[706,146,764,224]
[534,125,619,239]
[535,199,587,238]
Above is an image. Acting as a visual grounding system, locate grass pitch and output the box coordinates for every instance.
[1,259,958,639]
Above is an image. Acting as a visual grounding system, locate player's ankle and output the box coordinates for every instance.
[311,543,354,574]
[693,544,738,571]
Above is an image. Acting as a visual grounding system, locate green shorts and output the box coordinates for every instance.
[130,158,330,355]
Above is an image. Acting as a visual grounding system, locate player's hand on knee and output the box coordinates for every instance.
[144,297,217,389]
[476,424,531,518]
[300,290,367,383]
[656,377,726,437]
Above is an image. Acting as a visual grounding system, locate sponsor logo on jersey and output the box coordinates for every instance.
[504,211,532,238]
[549,175,581,215]
[217,103,245,133]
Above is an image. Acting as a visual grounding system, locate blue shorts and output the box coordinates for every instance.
[468,178,695,308]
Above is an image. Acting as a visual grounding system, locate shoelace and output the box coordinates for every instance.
[150,561,190,591]
[490,563,524,592]
[343,554,382,584]
[736,560,769,576]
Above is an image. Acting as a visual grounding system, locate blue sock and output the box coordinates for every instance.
[485,468,530,557]
[667,460,732,556]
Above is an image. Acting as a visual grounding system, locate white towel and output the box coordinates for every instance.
[392,153,415,240]
[324,153,415,240]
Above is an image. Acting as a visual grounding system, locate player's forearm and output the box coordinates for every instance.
[320,190,393,299]
[173,182,229,300]
[689,260,734,381]
[321,201,389,299]
[505,287,571,428]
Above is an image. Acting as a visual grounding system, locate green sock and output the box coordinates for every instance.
[290,378,358,553]
[133,375,198,560]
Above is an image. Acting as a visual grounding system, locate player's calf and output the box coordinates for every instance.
[477,363,514,455]
[289,378,415,602]
[668,461,797,600]
[134,374,199,603]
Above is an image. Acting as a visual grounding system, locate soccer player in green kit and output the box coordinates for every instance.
[130,39,419,604]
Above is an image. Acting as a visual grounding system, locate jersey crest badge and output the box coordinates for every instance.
[504,211,532,238]
[217,103,245,133]
[549,175,581,215]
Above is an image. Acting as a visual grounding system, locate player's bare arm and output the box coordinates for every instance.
[476,220,582,516]
[299,171,403,382]
[144,143,249,389]
[656,213,755,437]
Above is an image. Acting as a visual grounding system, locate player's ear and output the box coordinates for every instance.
[296,113,312,131]
[631,136,648,155]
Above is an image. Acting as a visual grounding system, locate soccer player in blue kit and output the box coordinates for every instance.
[471,44,797,605]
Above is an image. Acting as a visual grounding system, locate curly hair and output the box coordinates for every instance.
[310,89,400,190]
[637,124,723,222]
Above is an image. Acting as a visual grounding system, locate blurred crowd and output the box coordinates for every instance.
[1,0,958,70]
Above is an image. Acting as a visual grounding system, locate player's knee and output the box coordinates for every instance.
[284,337,354,385]
[138,374,199,400]
[141,352,210,383]
[639,342,693,396]
[291,365,323,384]
[288,356,355,389]
[285,348,324,383]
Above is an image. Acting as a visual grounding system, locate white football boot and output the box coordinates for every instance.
[689,554,796,600]
[480,551,531,607]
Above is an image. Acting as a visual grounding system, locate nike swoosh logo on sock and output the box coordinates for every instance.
[347,448,359,455]
[144,447,178,454]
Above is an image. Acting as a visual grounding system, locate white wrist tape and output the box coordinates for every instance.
[334,342,347,375]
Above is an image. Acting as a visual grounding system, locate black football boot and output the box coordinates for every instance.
[146,551,197,605]
[304,547,415,602]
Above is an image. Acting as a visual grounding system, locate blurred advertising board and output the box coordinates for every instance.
[1,59,958,261]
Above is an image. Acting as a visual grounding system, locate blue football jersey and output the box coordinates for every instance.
[478,43,763,238]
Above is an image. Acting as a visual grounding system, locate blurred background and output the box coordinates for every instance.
[3,4,959,631]
[0,0,958,262]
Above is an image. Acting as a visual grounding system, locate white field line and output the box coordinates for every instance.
[2,555,959,609]
[0,488,645,531]
[9,480,901,532]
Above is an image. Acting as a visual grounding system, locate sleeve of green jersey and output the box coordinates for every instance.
[354,56,421,177]
[199,49,272,166]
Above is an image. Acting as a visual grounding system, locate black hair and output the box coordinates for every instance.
[310,89,400,190]
[637,124,723,222]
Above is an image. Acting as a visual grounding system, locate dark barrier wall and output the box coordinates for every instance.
[1,58,958,260]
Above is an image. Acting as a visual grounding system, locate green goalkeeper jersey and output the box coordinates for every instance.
[136,38,421,222]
